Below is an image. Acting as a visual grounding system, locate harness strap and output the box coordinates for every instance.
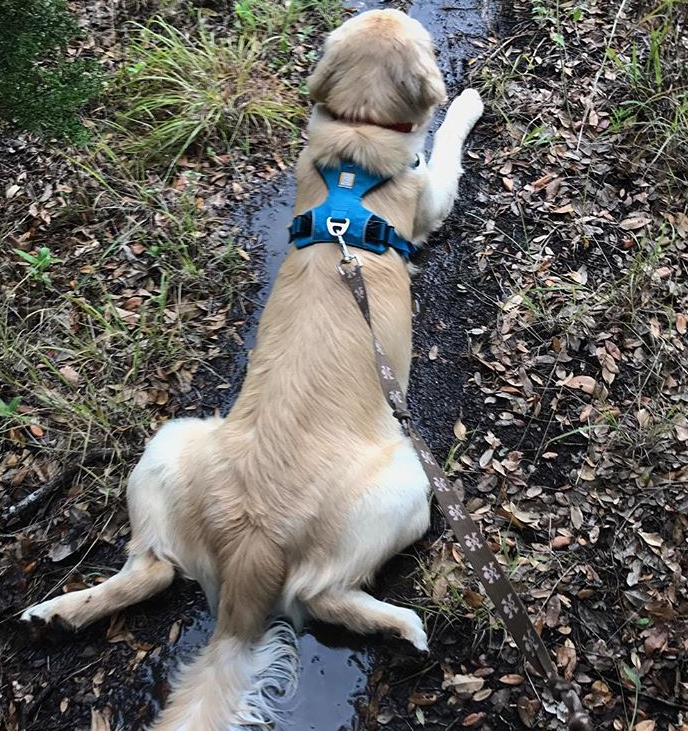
[338,259,594,731]
[290,211,416,259]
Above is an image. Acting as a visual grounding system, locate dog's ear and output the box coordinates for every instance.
[396,40,447,109]
[306,38,339,103]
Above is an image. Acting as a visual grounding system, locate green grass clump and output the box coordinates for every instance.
[234,0,343,44]
[0,0,102,141]
[112,17,304,168]
[606,0,688,181]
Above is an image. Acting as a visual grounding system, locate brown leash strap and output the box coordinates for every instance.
[339,259,593,731]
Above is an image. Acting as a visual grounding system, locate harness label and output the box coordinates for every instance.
[338,171,355,188]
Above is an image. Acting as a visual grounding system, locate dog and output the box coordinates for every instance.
[21,9,483,730]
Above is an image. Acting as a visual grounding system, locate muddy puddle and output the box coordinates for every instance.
[145,609,370,731]
[133,0,499,728]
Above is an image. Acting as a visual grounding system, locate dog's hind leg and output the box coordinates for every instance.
[289,440,430,651]
[21,549,174,631]
[305,588,428,651]
[21,417,220,632]
[414,87,484,238]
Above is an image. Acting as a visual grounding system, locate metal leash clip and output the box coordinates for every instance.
[327,217,362,273]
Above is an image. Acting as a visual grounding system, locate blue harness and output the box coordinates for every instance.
[288,160,417,259]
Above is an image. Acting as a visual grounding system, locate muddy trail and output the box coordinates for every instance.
[0,1,525,730]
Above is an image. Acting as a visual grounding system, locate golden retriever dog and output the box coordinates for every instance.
[22,9,483,730]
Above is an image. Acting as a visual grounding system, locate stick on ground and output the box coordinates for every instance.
[1,449,116,528]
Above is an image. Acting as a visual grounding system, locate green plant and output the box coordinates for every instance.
[0,0,102,141]
[112,17,303,169]
[234,0,342,40]
[0,396,22,419]
[14,247,60,284]
[521,124,557,147]
[621,662,641,729]
[605,0,688,180]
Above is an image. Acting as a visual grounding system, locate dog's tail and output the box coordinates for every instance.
[150,529,299,731]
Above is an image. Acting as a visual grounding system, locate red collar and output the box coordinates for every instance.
[326,110,414,133]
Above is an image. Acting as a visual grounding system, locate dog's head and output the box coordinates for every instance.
[307,9,447,128]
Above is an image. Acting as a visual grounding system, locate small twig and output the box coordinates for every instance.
[1,449,116,528]
[584,660,688,713]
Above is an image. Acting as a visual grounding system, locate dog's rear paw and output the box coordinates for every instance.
[400,611,430,653]
[21,600,75,637]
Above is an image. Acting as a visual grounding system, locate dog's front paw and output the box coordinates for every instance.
[448,88,484,127]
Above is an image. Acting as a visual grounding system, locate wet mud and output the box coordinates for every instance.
[2,1,502,729]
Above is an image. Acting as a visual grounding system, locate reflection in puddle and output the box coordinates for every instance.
[169,611,370,731]
[278,634,370,731]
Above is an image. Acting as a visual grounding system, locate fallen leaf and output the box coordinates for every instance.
[168,619,182,644]
[499,674,525,685]
[5,184,21,199]
[122,296,143,311]
[517,696,541,727]
[639,531,663,548]
[408,692,437,707]
[473,688,492,701]
[566,375,597,394]
[531,173,553,190]
[479,448,494,468]
[443,674,485,695]
[463,712,486,727]
[551,535,572,550]
[643,625,668,655]
[619,215,651,231]
[453,418,467,441]
[59,365,80,386]
[464,589,484,608]
[49,540,79,562]
[557,644,577,680]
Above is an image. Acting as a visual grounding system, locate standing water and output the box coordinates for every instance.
[138,0,498,727]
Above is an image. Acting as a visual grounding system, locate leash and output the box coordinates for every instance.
[338,256,594,731]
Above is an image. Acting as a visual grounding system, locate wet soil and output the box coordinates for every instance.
[1,1,512,730]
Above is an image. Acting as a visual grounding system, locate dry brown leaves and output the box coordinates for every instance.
[424,0,688,728]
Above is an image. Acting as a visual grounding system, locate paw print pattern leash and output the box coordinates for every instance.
[339,258,593,731]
